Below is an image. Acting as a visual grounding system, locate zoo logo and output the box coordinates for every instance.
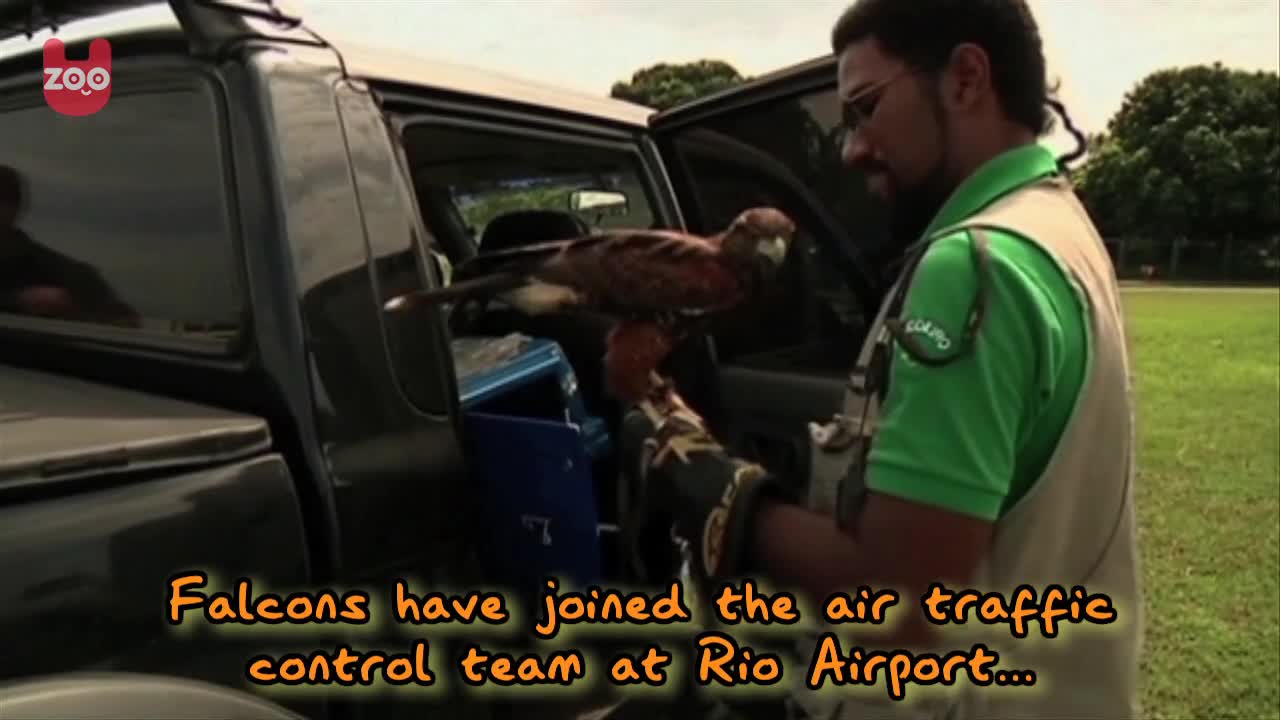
[901,318,954,353]
[43,38,112,117]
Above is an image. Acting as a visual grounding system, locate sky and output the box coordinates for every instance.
[293,0,1279,138]
[6,0,1276,140]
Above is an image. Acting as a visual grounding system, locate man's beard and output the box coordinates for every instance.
[879,98,956,262]
[888,169,951,249]
[860,151,954,273]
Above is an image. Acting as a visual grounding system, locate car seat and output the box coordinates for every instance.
[478,208,590,253]
[467,208,619,428]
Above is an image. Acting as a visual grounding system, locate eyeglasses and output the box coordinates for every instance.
[841,67,917,133]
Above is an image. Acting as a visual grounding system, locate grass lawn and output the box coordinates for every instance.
[1122,287,1280,719]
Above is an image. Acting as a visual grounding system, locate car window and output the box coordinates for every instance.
[0,85,240,348]
[456,169,655,243]
[657,89,886,372]
[399,122,658,255]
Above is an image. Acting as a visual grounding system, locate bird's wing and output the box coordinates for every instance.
[451,235,597,282]
[463,228,720,272]
[535,229,742,313]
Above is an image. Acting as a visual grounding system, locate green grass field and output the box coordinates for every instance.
[1122,287,1280,719]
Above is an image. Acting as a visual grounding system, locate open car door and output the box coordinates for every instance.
[648,55,894,488]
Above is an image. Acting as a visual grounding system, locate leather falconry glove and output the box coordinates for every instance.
[619,377,792,586]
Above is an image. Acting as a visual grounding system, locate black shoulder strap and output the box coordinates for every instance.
[861,229,995,403]
[861,239,932,400]
[884,229,994,368]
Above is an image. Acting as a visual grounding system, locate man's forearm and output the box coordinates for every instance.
[748,498,944,649]
[750,499,862,602]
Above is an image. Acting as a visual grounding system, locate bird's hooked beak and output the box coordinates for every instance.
[757,236,789,267]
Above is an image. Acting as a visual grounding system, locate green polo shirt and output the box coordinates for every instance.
[864,143,1089,521]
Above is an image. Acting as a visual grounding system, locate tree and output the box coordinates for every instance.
[1075,63,1280,279]
[610,60,748,110]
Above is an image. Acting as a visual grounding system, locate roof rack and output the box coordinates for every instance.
[0,0,312,56]
[0,0,655,127]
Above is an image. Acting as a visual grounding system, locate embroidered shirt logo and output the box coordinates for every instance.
[902,318,954,353]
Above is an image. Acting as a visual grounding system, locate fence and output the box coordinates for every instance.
[1103,236,1280,285]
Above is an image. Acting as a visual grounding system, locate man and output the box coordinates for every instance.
[0,164,141,326]
[619,1,1143,718]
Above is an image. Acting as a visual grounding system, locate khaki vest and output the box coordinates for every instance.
[796,176,1144,720]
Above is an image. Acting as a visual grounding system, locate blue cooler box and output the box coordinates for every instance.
[451,334,611,593]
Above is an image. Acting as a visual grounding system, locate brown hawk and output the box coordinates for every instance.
[384,207,796,403]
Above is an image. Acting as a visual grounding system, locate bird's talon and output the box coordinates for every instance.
[645,371,677,404]
[653,436,722,466]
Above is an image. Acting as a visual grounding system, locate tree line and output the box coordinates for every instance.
[611,59,1280,284]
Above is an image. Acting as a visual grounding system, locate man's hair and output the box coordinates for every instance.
[832,0,1058,133]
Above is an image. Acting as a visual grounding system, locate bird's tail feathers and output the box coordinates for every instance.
[383,271,525,312]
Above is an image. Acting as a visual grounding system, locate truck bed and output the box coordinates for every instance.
[0,363,271,495]
[0,363,314,714]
